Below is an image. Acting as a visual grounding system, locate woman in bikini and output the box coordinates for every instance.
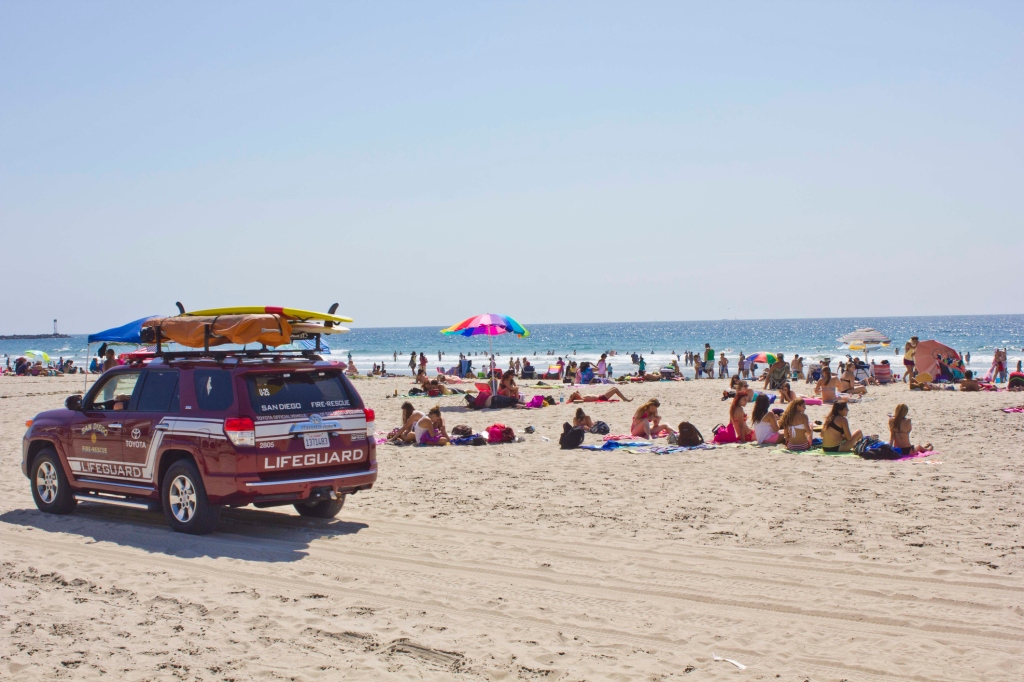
[573,407,595,430]
[498,370,520,400]
[888,404,931,455]
[566,386,631,403]
[394,402,427,443]
[820,401,864,452]
[750,393,780,444]
[815,366,840,402]
[778,398,812,450]
[777,381,797,404]
[414,405,450,446]
[839,365,867,396]
[631,398,675,438]
[729,390,753,442]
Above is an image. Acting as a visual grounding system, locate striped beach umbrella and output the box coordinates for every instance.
[441,313,530,338]
[745,352,777,365]
[441,314,529,390]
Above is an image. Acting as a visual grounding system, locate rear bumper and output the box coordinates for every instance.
[212,467,377,506]
[244,467,377,489]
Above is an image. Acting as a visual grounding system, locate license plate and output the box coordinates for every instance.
[303,433,330,450]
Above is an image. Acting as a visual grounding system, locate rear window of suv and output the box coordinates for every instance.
[246,370,353,415]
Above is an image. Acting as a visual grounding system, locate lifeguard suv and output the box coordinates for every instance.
[22,343,377,535]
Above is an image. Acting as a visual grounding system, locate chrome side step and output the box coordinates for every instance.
[74,494,151,510]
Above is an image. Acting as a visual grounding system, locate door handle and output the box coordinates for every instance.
[109,423,123,429]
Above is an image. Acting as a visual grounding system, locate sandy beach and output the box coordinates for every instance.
[2,374,1023,680]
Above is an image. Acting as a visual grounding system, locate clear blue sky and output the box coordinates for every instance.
[2,1,1022,333]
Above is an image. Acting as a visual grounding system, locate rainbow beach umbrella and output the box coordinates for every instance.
[745,352,777,365]
[441,314,529,390]
[441,313,530,338]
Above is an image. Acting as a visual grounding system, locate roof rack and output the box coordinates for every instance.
[147,321,327,360]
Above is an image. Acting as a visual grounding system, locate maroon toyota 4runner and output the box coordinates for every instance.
[22,351,377,534]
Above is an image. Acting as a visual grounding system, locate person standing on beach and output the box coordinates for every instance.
[704,344,715,379]
[718,352,729,378]
[409,351,417,375]
[638,355,646,376]
[903,338,917,382]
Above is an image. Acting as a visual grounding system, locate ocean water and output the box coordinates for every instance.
[3,315,1021,378]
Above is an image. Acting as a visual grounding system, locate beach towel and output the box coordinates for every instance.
[580,440,653,451]
[626,444,716,455]
[603,434,643,441]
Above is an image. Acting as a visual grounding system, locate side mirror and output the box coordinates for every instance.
[65,394,83,411]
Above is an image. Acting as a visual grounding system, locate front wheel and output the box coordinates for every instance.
[293,496,345,519]
[30,449,77,515]
[161,460,220,535]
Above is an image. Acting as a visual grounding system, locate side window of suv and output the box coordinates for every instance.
[85,371,143,411]
[194,369,234,411]
[136,370,180,412]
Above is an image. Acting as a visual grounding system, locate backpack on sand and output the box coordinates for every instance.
[559,422,586,450]
[676,422,704,447]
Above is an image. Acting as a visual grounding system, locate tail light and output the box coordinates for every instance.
[224,416,255,447]
[363,408,375,437]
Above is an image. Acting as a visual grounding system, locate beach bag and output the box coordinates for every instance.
[486,424,506,443]
[525,395,545,408]
[589,420,610,435]
[559,422,586,449]
[451,424,473,437]
[712,423,736,444]
[853,436,901,460]
[676,421,704,447]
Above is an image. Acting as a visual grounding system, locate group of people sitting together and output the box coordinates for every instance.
[726,387,930,456]
[5,356,81,376]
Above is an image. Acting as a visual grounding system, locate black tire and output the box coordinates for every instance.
[293,496,345,519]
[30,448,77,515]
[161,460,220,535]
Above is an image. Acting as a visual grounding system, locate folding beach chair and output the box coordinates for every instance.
[543,365,562,379]
[872,363,892,384]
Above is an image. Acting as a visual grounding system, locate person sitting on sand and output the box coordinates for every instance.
[566,387,631,403]
[889,404,931,455]
[573,407,596,430]
[414,405,450,446]
[815,366,840,402]
[631,399,675,439]
[394,402,426,443]
[751,393,780,444]
[729,390,754,442]
[778,398,812,451]
[777,382,797,404]
[498,370,520,399]
[839,364,868,395]
[763,353,790,390]
[959,370,981,392]
[820,401,864,453]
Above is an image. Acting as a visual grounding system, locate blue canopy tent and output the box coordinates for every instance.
[87,316,158,344]
[83,316,158,392]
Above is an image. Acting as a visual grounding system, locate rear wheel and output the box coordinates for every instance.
[30,449,77,515]
[161,460,220,535]
[293,496,345,518]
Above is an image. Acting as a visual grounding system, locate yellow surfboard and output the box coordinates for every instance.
[182,306,353,324]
